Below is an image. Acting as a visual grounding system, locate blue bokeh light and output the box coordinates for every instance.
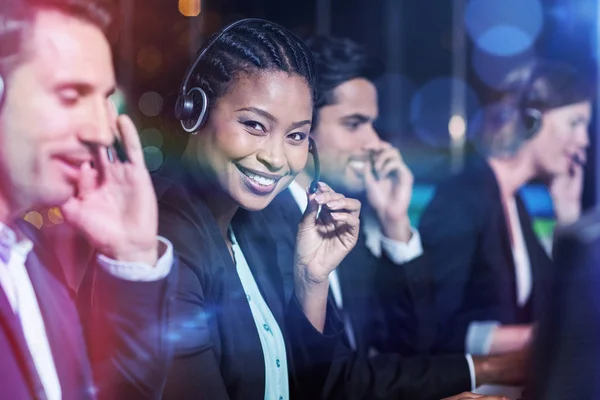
[472,45,536,89]
[465,0,543,56]
[409,77,480,148]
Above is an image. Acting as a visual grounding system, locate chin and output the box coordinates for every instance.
[342,179,365,196]
[237,196,275,212]
[229,186,276,212]
[544,162,570,178]
[38,182,75,208]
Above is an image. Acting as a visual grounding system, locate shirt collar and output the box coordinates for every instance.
[0,221,33,263]
[287,180,308,213]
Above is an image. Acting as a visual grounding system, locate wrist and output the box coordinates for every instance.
[472,355,491,386]
[555,206,581,226]
[473,351,527,387]
[294,264,329,289]
[380,214,412,243]
[294,273,329,304]
[104,240,160,266]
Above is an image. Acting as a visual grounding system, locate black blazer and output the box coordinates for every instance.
[152,167,343,400]
[2,220,177,400]
[528,209,600,400]
[419,153,554,353]
[264,188,472,400]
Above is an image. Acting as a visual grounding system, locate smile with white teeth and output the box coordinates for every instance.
[241,170,277,187]
[349,160,367,170]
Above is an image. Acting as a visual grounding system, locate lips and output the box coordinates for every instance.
[54,155,91,181]
[236,165,283,195]
[349,160,367,171]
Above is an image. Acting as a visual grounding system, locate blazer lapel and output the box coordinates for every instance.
[25,243,93,400]
[233,213,286,327]
[483,162,519,308]
[0,280,46,399]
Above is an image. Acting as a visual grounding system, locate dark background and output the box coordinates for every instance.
[114,0,599,211]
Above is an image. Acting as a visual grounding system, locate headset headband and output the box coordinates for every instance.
[178,18,265,99]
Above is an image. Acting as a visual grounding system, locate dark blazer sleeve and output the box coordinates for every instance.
[317,277,471,400]
[82,257,177,400]
[156,191,232,400]
[375,252,438,357]
[419,184,483,353]
[529,212,600,400]
[322,349,471,400]
[320,252,472,400]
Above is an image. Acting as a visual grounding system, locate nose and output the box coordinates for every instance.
[78,98,114,147]
[256,137,286,172]
[362,124,380,147]
[572,124,590,153]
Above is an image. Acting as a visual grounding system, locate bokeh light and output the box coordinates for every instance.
[410,77,480,148]
[141,128,164,149]
[137,46,163,74]
[144,146,164,172]
[472,46,536,89]
[449,115,467,142]
[24,211,43,229]
[179,0,201,17]
[138,91,164,117]
[47,208,64,225]
[465,0,543,56]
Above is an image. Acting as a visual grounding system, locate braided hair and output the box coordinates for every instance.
[188,19,317,107]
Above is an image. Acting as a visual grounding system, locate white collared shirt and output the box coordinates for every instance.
[229,228,289,400]
[0,221,173,400]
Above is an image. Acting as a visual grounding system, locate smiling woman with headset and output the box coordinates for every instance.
[152,18,360,399]
[418,60,595,360]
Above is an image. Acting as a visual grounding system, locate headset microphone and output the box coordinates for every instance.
[308,137,320,194]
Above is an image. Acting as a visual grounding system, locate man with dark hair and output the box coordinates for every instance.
[265,35,527,399]
[0,0,176,398]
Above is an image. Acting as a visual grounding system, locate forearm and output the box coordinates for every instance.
[294,278,330,333]
[472,350,528,386]
[84,246,177,399]
[380,214,413,243]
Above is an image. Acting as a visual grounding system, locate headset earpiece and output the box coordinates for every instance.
[523,107,542,139]
[175,87,209,133]
[174,18,262,135]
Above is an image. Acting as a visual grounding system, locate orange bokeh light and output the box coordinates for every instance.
[179,0,201,17]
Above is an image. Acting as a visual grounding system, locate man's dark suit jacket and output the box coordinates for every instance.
[153,165,344,400]
[3,220,177,400]
[263,188,472,400]
[419,153,554,353]
[528,209,600,400]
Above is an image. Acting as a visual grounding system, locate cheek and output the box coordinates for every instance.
[288,149,309,174]
[213,126,257,160]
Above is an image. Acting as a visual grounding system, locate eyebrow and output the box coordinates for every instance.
[236,106,311,130]
[341,113,373,123]
[55,82,116,98]
[572,115,590,124]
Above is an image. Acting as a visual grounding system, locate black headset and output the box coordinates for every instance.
[515,68,544,141]
[174,18,321,193]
